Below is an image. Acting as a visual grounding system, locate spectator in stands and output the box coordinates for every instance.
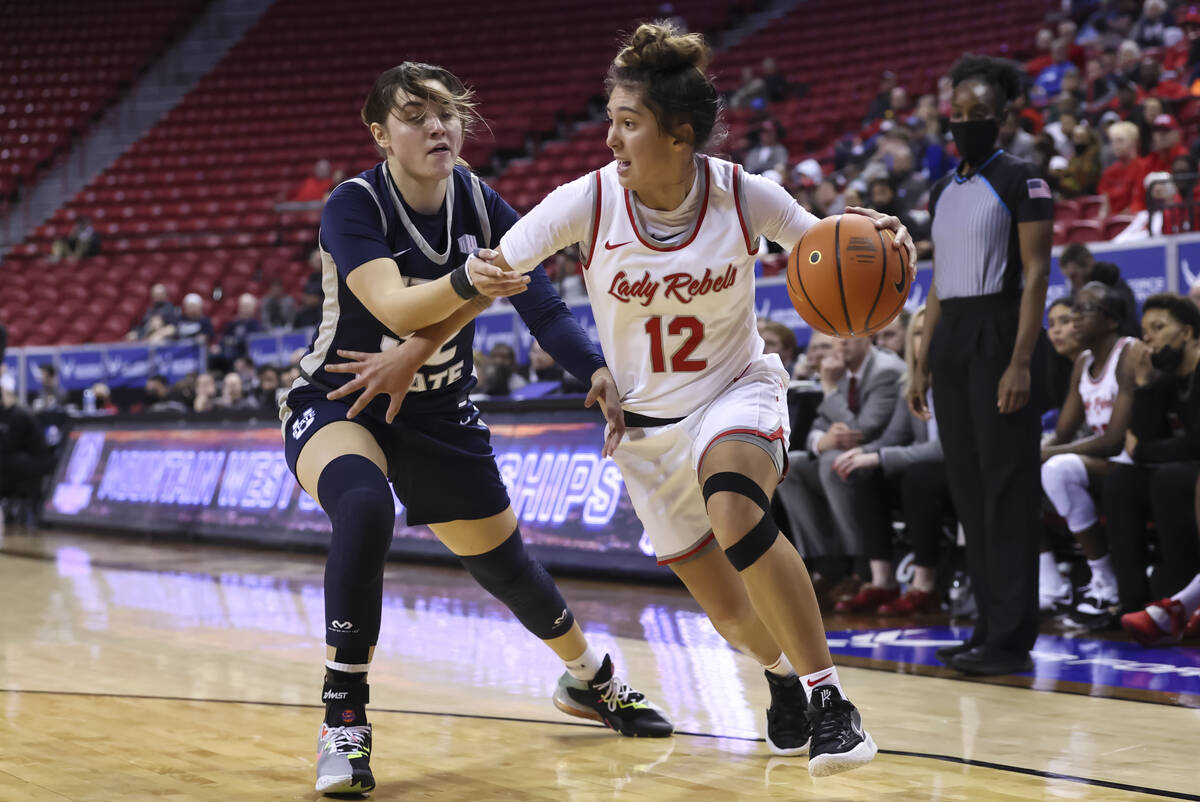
[998,109,1036,161]
[292,282,323,329]
[1061,125,1103,197]
[865,70,899,123]
[1131,0,1177,49]
[1044,99,1080,157]
[1026,28,1056,76]
[1172,154,1198,202]
[813,178,845,218]
[1099,120,1143,213]
[0,372,54,515]
[50,217,100,262]
[260,278,297,331]
[217,293,263,366]
[1090,261,1142,338]
[215,372,259,412]
[743,119,789,183]
[30,364,67,412]
[794,331,833,382]
[90,383,118,415]
[1040,282,1137,627]
[729,66,767,110]
[760,56,793,102]
[775,335,904,601]
[872,310,909,359]
[142,374,185,414]
[757,319,798,376]
[288,159,336,204]
[175,293,214,344]
[827,306,949,616]
[1059,242,1095,293]
[258,365,282,413]
[890,149,929,215]
[1104,293,1200,626]
[192,372,218,414]
[528,341,587,393]
[126,283,179,341]
[1116,39,1144,81]
[1114,171,1180,240]
[868,178,928,255]
[1035,40,1076,99]
[479,343,527,396]
[1179,5,1200,87]
[1046,296,1082,413]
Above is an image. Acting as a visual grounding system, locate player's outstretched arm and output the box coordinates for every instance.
[326,294,493,422]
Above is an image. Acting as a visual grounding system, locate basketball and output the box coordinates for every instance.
[786,214,911,337]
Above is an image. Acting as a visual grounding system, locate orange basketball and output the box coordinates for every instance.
[786,214,911,337]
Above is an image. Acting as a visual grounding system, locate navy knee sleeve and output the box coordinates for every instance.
[459,528,575,640]
[702,471,780,572]
[320,455,396,650]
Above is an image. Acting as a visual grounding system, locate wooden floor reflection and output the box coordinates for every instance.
[1,529,1196,801]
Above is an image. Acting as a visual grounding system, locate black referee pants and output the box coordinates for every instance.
[931,295,1046,656]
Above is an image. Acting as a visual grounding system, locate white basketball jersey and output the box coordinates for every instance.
[1079,337,1133,434]
[581,157,767,418]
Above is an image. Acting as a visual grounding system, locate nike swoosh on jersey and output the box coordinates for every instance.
[393,248,412,257]
[604,240,633,250]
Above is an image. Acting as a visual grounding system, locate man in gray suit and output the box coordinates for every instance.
[776,336,905,585]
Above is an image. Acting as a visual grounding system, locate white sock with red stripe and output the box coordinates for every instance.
[762,653,796,678]
[1171,574,1200,618]
[798,665,845,702]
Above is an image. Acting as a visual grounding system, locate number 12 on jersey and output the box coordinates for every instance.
[644,315,706,373]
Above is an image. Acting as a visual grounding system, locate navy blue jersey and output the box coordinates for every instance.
[296,163,604,418]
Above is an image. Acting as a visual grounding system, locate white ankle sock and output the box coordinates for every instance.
[763,653,796,678]
[565,645,603,681]
[1171,573,1200,618]
[798,666,845,702]
[1087,554,1117,591]
[1038,552,1062,589]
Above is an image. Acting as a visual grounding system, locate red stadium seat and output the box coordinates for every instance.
[1067,220,1104,243]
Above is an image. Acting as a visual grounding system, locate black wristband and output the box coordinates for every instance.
[450,261,480,300]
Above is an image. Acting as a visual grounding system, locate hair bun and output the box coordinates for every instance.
[617,21,709,74]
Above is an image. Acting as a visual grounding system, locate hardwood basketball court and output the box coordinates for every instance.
[1,528,1196,801]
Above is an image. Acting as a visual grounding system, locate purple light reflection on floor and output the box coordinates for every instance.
[827,627,1200,697]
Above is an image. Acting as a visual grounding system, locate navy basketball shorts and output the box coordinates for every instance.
[281,387,511,526]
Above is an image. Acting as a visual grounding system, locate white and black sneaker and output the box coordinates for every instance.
[764,671,811,756]
[1064,579,1120,631]
[806,685,877,777]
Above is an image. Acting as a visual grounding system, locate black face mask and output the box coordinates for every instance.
[1152,344,1184,373]
[950,118,1000,167]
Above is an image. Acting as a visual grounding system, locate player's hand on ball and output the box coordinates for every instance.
[844,206,918,283]
[585,367,624,458]
[325,347,420,423]
[467,250,530,298]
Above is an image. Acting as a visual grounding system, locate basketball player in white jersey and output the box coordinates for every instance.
[335,22,915,776]
[1040,281,1141,627]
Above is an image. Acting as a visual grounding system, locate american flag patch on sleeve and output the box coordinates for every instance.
[1027,178,1052,199]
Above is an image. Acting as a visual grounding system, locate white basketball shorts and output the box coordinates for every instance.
[612,354,791,565]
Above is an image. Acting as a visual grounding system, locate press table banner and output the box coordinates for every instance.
[43,413,665,578]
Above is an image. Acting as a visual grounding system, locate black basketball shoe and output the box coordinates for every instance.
[553,654,674,737]
[764,671,811,756]
[806,685,877,777]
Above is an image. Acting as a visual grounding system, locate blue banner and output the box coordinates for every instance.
[1179,240,1200,294]
[57,349,106,391]
[1048,244,1168,312]
[102,344,152,389]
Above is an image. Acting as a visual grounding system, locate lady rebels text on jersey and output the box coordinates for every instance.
[300,163,604,420]
[500,156,819,418]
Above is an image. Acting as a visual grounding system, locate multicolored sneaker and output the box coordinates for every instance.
[315,721,374,795]
[1121,598,1187,647]
[878,588,940,616]
[553,654,673,737]
[764,671,811,756]
[806,685,877,777]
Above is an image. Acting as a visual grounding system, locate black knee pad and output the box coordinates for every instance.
[702,471,779,572]
[319,455,396,648]
[459,528,575,640]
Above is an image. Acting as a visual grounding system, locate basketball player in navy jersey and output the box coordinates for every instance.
[281,63,671,796]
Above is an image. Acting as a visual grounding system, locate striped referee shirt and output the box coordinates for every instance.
[928,150,1055,300]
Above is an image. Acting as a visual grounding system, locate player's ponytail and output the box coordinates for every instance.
[607,21,724,152]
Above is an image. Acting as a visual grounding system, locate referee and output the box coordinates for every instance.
[910,55,1053,676]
